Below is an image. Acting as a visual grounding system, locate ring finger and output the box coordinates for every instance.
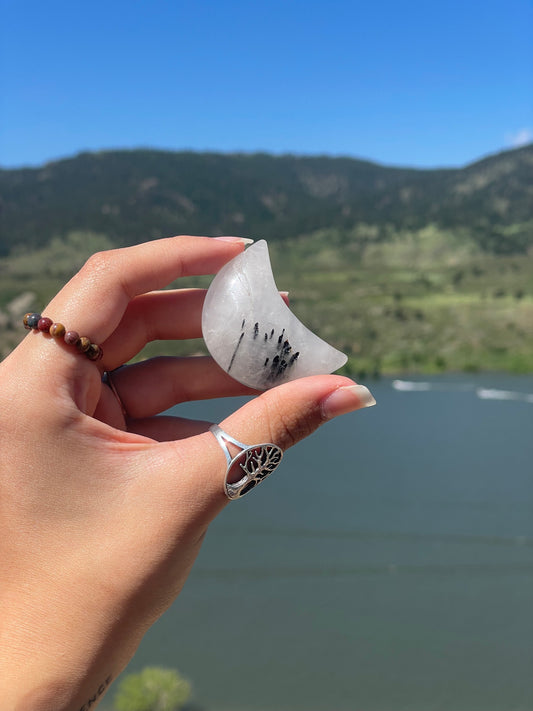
[104,356,258,418]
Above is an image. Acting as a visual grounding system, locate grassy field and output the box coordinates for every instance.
[1,228,532,375]
[267,228,533,376]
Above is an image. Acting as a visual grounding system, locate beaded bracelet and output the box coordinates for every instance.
[23,312,103,361]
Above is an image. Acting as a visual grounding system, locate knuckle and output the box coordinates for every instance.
[81,249,119,280]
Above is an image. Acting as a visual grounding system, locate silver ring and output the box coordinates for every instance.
[209,424,283,500]
[102,370,128,418]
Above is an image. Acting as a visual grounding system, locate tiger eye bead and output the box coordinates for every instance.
[86,343,103,361]
[49,323,66,339]
[64,330,80,346]
[76,336,91,353]
[37,317,53,333]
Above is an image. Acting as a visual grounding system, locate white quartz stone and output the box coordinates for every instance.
[202,240,347,390]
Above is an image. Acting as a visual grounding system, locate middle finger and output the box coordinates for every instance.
[101,288,290,370]
[102,288,206,368]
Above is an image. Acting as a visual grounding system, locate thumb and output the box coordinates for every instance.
[200,374,376,503]
[221,374,375,449]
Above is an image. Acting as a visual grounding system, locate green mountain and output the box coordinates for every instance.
[1,146,532,374]
[1,145,532,256]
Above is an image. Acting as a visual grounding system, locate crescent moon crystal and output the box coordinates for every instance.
[202,240,348,390]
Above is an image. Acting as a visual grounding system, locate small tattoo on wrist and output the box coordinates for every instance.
[78,675,112,711]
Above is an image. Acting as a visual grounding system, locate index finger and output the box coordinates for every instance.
[44,236,249,343]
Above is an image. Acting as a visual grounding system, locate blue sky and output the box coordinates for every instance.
[1,0,531,168]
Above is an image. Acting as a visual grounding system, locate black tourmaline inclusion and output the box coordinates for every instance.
[227,318,301,385]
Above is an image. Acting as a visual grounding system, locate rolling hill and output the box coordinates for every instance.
[1,145,532,255]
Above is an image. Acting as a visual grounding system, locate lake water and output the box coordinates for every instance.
[124,374,533,711]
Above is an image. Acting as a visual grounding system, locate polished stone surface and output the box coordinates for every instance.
[202,240,347,389]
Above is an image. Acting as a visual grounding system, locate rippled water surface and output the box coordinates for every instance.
[125,374,533,711]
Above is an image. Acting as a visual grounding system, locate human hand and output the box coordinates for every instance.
[0,235,375,710]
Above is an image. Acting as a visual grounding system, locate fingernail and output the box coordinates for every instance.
[214,236,255,245]
[321,384,376,420]
[279,291,289,298]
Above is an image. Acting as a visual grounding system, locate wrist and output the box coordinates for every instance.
[2,575,127,711]
[12,675,114,711]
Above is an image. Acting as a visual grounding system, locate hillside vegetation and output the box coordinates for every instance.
[1,147,532,374]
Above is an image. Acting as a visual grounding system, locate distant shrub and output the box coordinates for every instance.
[113,667,191,711]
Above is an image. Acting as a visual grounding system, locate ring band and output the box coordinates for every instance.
[210,424,283,500]
[23,312,103,361]
[102,370,128,418]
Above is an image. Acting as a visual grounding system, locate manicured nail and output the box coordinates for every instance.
[214,236,255,245]
[321,384,376,420]
[279,291,289,298]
